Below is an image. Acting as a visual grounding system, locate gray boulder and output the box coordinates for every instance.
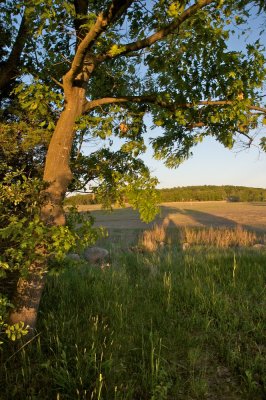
[65,253,81,261]
[83,246,109,264]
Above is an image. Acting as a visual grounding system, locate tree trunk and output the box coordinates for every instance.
[8,262,47,336]
[42,87,85,225]
[8,86,85,336]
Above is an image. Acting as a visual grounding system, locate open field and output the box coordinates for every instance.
[77,201,266,232]
[75,202,266,247]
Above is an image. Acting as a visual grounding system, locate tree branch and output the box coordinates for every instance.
[51,76,64,89]
[249,105,266,114]
[236,130,254,146]
[73,0,89,45]
[0,11,28,96]
[64,0,134,85]
[83,95,266,114]
[96,0,215,62]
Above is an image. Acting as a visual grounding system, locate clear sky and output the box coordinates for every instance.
[142,133,266,188]
[140,7,266,189]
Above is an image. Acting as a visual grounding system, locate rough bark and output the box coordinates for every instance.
[8,86,86,335]
[41,86,85,225]
[8,262,47,337]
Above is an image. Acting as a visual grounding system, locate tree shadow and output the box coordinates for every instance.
[158,205,238,229]
[92,203,265,249]
[140,205,265,251]
[157,205,265,239]
[249,202,266,207]
[185,208,237,228]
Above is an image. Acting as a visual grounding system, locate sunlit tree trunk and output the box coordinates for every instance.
[8,86,86,335]
[41,87,85,225]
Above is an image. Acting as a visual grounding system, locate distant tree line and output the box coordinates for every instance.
[65,185,266,206]
[158,185,266,202]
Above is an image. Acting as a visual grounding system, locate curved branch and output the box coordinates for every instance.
[235,130,253,146]
[65,0,134,84]
[249,105,266,114]
[83,95,266,114]
[96,0,215,62]
[83,95,157,112]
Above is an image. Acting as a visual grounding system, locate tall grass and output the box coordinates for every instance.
[139,223,261,251]
[182,225,259,248]
[1,239,265,399]
[139,223,168,252]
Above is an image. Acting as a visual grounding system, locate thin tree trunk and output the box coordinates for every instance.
[8,87,85,335]
[0,12,28,99]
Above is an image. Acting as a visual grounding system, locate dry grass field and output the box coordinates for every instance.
[77,201,266,232]
[75,201,266,242]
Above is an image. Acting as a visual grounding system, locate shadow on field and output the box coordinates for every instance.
[159,206,238,229]
[89,203,265,248]
[156,206,239,249]
[185,208,236,227]
[159,205,265,235]
[140,206,264,250]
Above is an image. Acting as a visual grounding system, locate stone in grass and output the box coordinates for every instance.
[83,246,109,265]
[252,243,265,250]
[182,242,190,251]
[66,253,81,261]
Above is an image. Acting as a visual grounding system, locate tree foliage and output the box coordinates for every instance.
[1,0,266,169]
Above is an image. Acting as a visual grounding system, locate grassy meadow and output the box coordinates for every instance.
[1,203,266,399]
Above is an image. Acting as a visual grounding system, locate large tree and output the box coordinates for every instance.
[1,0,266,335]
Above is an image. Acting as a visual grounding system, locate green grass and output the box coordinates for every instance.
[1,246,266,399]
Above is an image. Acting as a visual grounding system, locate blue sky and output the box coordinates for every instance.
[140,7,266,189]
[142,134,266,188]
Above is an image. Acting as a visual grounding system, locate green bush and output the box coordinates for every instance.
[0,168,102,344]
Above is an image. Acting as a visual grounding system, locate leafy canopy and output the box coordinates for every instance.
[1,0,265,177]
